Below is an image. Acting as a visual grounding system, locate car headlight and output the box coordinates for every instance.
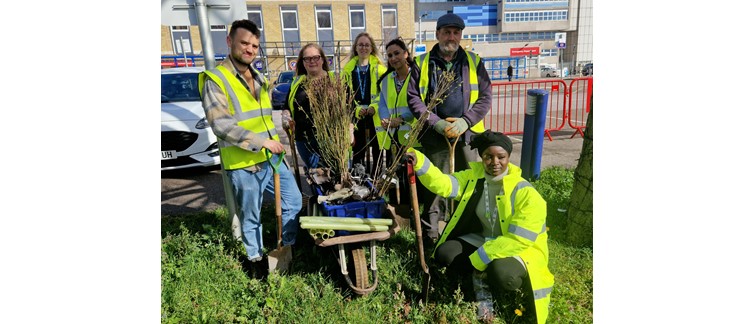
[196,117,210,129]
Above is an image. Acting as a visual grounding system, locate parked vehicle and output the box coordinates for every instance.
[582,63,593,76]
[540,66,560,78]
[271,71,295,110]
[161,67,220,171]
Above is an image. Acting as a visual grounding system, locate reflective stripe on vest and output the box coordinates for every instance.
[416,51,485,133]
[380,73,420,146]
[200,66,279,170]
[507,181,546,242]
[533,286,553,300]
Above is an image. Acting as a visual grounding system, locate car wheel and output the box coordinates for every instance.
[546,74,551,77]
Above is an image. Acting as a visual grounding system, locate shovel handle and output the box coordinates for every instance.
[286,128,303,191]
[445,135,459,216]
[407,160,429,273]
[265,151,285,250]
[275,172,282,250]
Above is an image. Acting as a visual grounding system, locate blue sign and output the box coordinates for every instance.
[557,42,566,49]
[253,60,263,71]
[416,44,427,54]
[289,60,297,70]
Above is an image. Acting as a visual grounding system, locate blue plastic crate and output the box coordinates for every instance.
[321,199,386,237]
[321,199,385,219]
[315,184,386,236]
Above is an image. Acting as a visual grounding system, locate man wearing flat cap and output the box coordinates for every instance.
[404,130,554,323]
[406,12,493,242]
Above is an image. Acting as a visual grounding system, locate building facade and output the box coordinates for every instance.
[415,0,593,77]
[161,0,416,78]
[160,0,592,78]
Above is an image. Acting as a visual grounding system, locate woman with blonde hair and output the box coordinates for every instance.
[341,32,387,177]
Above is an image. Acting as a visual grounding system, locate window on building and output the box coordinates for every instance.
[504,10,567,22]
[349,5,366,41]
[315,6,335,55]
[381,5,398,42]
[540,49,557,57]
[280,6,300,56]
[247,6,266,45]
[171,26,193,55]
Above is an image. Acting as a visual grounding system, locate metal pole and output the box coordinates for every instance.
[418,15,422,44]
[180,36,188,67]
[194,0,216,69]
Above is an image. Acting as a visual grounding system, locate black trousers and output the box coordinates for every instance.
[435,239,530,293]
[352,117,382,176]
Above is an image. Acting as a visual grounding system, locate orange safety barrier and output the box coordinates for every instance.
[566,77,592,138]
[487,79,568,141]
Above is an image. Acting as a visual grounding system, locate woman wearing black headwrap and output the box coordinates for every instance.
[406,130,554,323]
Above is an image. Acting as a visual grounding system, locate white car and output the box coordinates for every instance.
[540,66,561,78]
[161,67,220,171]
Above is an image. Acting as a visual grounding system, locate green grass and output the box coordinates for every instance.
[161,166,592,323]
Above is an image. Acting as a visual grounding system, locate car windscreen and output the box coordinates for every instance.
[162,73,201,102]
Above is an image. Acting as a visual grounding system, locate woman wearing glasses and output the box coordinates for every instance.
[341,33,387,177]
[283,43,335,169]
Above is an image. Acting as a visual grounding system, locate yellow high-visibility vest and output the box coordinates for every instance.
[415,51,485,133]
[199,65,279,170]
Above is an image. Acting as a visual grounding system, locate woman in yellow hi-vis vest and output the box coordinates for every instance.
[406,130,554,324]
[376,38,421,204]
[282,43,336,170]
[377,38,421,151]
[341,33,387,177]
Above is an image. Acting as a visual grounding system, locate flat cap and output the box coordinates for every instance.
[436,13,465,31]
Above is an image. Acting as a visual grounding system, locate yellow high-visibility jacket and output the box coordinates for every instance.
[199,65,278,170]
[410,148,554,324]
[377,70,421,148]
[415,51,485,134]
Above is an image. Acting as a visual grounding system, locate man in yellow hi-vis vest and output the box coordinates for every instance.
[406,13,493,242]
[199,20,301,273]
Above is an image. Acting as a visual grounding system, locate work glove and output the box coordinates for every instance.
[445,117,469,138]
[433,119,451,136]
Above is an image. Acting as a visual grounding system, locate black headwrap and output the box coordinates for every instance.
[470,130,513,156]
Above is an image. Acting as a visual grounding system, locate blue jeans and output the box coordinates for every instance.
[228,154,302,259]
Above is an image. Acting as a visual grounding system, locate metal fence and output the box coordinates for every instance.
[486,77,592,139]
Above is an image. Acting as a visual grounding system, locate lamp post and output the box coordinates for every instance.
[419,13,428,44]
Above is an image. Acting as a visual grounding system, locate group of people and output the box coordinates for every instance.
[198,15,553,323]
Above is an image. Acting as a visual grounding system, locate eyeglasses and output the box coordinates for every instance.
[357,44,371,48]
[302,55,321,63]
